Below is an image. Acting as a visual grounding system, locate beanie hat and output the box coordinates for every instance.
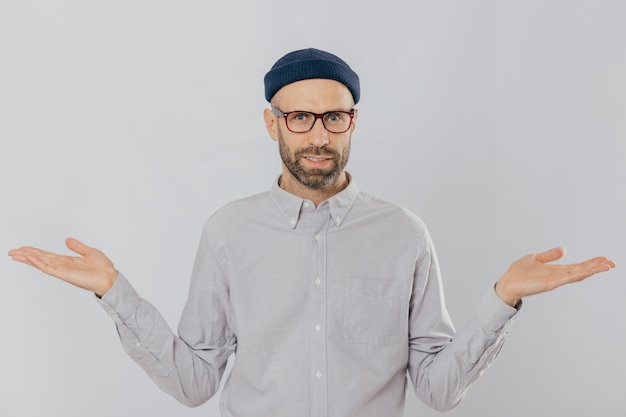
[264,48,360,104]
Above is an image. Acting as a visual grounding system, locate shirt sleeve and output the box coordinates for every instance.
[96,227,235,407]
[407,230,519,411]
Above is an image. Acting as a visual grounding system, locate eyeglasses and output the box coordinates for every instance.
[271,107,355,133]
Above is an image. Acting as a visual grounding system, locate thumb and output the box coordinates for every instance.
[535,247,566,264]
[65,237,91,256]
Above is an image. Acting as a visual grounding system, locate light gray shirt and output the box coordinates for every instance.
[98,176,519,417]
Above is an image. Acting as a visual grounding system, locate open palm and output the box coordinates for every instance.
[9,237,117,297]
[496,247,616,306]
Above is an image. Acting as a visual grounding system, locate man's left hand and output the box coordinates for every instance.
[495,247,616,307]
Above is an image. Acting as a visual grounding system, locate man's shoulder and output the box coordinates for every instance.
[206,191,272,223]
[224,190,272,208]
[354,190,426,230]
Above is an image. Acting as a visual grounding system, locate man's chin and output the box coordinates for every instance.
[296,172,341,189]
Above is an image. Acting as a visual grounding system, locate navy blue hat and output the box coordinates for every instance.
[264,48,360,104]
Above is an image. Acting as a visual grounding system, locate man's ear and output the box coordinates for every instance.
[350,108,358,133]
[263,108,279,142]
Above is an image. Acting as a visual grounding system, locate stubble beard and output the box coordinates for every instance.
[277,127,351,190]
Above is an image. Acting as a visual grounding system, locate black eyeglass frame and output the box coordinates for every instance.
[271,107,356,134]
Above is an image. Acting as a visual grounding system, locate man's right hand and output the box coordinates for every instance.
[9,238,117,297]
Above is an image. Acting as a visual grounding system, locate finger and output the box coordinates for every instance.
[601,257,617,269]
[22,252,54,272]
[554,258,616,286]
[11,250,57,274]
[10,246,66,265]
[535,247,566,264]
[26,249,81,278]
[8,246,35,257]
[66,237,90,256]
[9,246,49,259]
[582,256,617,272]
[8,252,38,267]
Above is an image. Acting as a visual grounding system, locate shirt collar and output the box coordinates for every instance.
[270,173,360,229]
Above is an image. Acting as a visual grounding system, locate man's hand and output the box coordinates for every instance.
[495,247,616,307]
[8,238,118,297]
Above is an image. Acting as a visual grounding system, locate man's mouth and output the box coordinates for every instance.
[304,156,332,163]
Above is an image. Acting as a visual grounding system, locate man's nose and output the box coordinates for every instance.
[308,118,330,148]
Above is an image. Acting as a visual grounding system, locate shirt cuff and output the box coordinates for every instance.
[96,272,141,323]
[476,286,521,333]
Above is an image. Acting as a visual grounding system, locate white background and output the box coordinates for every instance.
[1,1,624,416]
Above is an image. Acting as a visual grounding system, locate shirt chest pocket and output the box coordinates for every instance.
[343,279,402,345]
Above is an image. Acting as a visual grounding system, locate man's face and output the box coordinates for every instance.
[276,120,350,189]
[266,79,357,190]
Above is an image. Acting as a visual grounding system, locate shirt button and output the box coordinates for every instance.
[315,370,322,380]
[290,218,296,226]
[315,278,321,287]
[315,234,320,242]
[315,323,321,333]
[303,202,310,208]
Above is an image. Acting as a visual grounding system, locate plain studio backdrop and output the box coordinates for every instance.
[1,1,624,416]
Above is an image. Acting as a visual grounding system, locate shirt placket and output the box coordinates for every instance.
[310,202,330,417]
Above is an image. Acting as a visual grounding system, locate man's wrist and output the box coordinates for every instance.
[95,269,118,298]
[495,279,520,308]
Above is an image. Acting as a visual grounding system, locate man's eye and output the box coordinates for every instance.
[325,112,343,123]
[291,113,312,122]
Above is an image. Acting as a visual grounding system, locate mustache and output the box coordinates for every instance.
[294,146,339,158]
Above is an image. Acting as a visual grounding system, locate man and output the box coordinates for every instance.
[8,48,616,416]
